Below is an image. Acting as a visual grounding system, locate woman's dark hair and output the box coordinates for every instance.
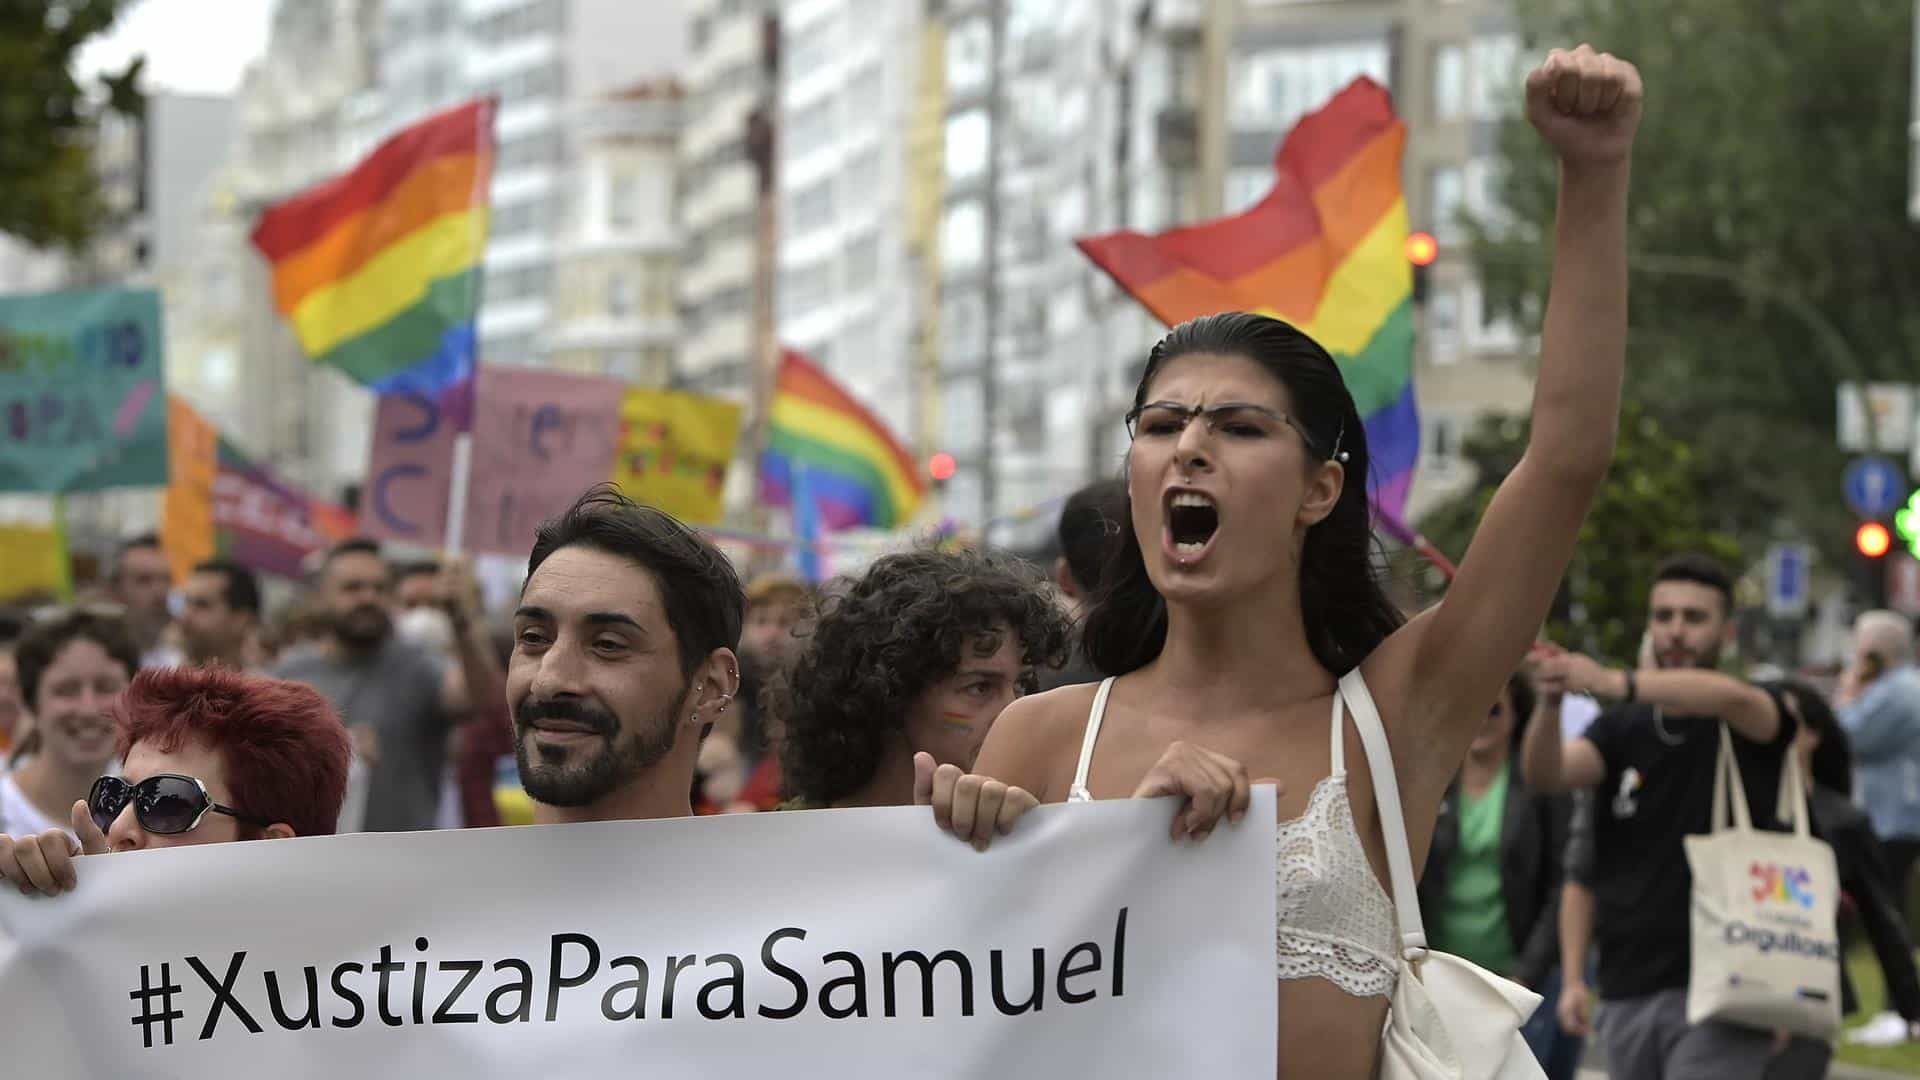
[1504,670,1537,754]
[527,485,745,675]
[1771,679,1852,798]
[768,547,1071,807]
[1081,312,1405,677]
[15,609,141,714]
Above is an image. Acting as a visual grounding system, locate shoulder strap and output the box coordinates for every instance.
[1069,678,1116,801]
[1337,669,1428,961]
[1712,723,1755,834]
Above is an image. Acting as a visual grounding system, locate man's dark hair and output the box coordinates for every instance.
[322,538,385,574]
[391,558,441,583]
[1057,479,1129,596]
[526,484,744,675]
[112,532,163,581]
[0,608,27,649]
[193,559,262,616]
[16,610,141,713]
[768,547,1072,807]
[1653,553,1735,615]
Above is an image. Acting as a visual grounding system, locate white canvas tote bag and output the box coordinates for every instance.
[1683,723,1841,1038]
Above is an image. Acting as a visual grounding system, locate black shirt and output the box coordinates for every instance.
[1584,697,1794,1000]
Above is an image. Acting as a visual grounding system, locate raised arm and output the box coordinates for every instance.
[1388,47,1643,754]
[1542,651,1780,744]
[1520,670,1605,794]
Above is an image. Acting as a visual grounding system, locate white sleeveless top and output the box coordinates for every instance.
[1068,676,1402,998]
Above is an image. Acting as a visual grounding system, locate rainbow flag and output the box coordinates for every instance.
[250,99,495,402]
[760,350,925,533]
[1076,78,1418,520]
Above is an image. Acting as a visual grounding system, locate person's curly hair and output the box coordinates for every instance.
[769,547,1071,806]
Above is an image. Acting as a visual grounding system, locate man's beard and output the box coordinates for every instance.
[513,684,686,808]
[1657,643,1721,670]
[334,604,391,649]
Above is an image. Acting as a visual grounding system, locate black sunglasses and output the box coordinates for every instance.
[88,774,272,836]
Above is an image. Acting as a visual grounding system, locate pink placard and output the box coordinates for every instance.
[362,390,459,546]
[461,366,625,557]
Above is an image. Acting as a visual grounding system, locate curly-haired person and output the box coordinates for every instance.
[770,548,1070,810]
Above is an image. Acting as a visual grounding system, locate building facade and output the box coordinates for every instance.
[1223,0,1532,521]
[545,82,684,383]
[774,0,921,442]
[679,0,778,400]
[932,0,1201,538]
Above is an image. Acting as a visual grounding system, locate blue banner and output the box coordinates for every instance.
[0,286,168,492]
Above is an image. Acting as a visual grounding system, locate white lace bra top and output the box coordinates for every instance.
[1067,677,1402,998]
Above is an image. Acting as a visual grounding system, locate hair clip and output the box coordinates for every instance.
[1330,423,1351,464]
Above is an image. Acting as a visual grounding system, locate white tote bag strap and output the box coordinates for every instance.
[1337,670,1428,961]
[1711,722,1755,834]
[1774,738,1814,840]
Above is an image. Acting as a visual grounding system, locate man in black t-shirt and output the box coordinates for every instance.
[1522,554,1822,1079]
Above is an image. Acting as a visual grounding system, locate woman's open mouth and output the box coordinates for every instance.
[1162,490,1220,565]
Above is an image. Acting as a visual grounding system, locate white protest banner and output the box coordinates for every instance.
[0,794,1277,1077]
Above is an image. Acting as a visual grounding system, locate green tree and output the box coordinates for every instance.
[1468,0,1920,574]
[1418,403,1740,665]
[0,1,139,250]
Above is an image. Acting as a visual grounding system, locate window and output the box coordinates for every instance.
[786,13,839,79]
[1428,165,1464,242]
[1464,157,1508,233]
[946,18,991,96]
[1432,43,1466,121]
[1471,34,1523,119]
[1428,415,1459,469]
[943,377,985,452]
[784,97,837,160]
[607,272,635,318]
[942,288,984,364]
[497,130,562,171]
[1225,167,1271,214]
[945,109,989,182]
[609,171,638,230]
[788,176,836,237]
[843,231,880,290]
[1465,279,1522,351]
[1426,287,1462,365]
[493,199,548,239]
[472,0,562,46]
[1232,41,1390,132]
[847,63,884,131]
[778,257,833,323]
[941,200,985,271]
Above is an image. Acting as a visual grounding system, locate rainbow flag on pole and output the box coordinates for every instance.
[1076,78,1419,521]
[250,99,495,402]
[760,350,925,534]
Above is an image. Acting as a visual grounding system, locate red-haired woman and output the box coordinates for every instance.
[0,666,351,893]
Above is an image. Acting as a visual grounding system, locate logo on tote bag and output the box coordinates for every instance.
[1749,861,1816,909]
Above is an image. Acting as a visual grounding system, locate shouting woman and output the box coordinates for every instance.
[919,45,1642,1078]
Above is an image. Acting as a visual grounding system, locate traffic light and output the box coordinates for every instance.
[927,452,957,487]
[1406,231,1437,304]
[1858,521,1893,559]
[1897,489,1920,559]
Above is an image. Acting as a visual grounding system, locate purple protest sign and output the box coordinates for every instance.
[362,389,459,546]
[461,366,624,557]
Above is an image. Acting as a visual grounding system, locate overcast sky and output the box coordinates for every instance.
[75,0,273,97]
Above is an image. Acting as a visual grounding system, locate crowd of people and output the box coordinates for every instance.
[3,45,1916,1080]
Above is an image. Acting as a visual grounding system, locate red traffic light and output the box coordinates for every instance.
[1406,232,1439,268]
[1858,522,1893,558]
[928,452,957,483]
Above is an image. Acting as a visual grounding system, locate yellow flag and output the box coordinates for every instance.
[0,523,69,602]
[609,388,743,525]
